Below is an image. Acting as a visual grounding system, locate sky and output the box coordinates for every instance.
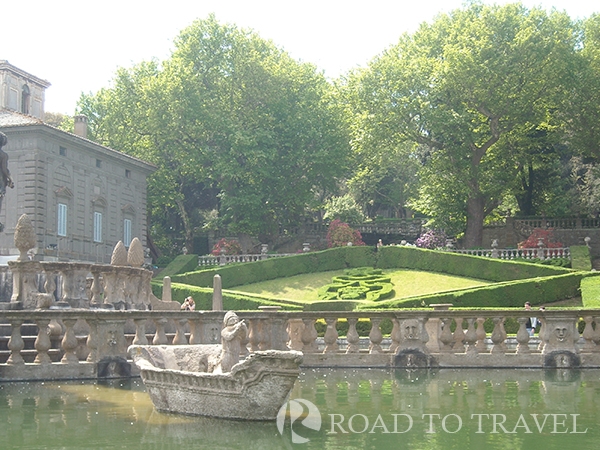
[2,0,599,114]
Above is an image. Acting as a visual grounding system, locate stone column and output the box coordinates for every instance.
[212,275,223,311]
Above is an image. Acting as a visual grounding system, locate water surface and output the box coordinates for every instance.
[0,368,597,449]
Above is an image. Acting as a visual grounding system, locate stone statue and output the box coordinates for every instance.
[215,310,248,373]
[0,132,15,228]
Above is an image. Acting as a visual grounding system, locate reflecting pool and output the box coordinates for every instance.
[1,368,599,449]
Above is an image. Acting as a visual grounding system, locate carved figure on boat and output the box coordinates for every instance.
[128,311,303,420]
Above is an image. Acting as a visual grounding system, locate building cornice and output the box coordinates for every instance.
[0,60,51,88]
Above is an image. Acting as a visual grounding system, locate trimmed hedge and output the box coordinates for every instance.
[375,246,571,281]
[171,246,378,288]
[580,274,600,307]
[155,254,199,279]
[158,246,584,311]
[570,245,592,271]
[151,281,302,311]
[356,272,586,310]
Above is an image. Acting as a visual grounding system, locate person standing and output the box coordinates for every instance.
[524,302,536,336]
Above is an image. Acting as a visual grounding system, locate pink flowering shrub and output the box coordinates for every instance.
[415,229,447,249]
[211,238,243,256]
[326,219,365,248]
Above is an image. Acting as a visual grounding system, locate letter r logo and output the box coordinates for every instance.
[277,399,322,443]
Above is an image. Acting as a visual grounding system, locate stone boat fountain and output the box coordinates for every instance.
[128,311,303,420]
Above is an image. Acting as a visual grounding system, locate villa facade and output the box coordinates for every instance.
[0,60,155,262]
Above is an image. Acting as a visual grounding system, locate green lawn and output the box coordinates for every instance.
[230,269,491,303]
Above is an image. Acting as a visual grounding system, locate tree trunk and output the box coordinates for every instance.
[464,195,485,249]
[175,198,194,253]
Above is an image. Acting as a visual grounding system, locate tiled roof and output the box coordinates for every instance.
[0,109,44,127]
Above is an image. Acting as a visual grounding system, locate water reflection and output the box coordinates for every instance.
[0,368,598,449]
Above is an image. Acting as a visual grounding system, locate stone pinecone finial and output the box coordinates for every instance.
[127,237,144,267]
[111,240,128,266]
[14,214,36,261]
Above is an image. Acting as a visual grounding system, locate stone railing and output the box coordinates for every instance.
[451,246,571,260]
[2,308,600,381]
[198,252,297,267]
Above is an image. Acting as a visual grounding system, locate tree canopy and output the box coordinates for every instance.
[345,2,579,246]
[79,15,350,253]
[72,5,600,254]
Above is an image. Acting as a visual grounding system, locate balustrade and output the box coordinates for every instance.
[1,308,599,381]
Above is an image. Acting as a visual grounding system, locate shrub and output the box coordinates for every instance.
[318,267,394,303]
[415,229,448,249]
[518,228,563,248]
[211,238,242,256]
[326,219,365,248]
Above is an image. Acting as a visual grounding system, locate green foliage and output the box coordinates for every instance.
[153,282,302,311]
[155,254,199,279]
[358,272,585,310]
[79,15,350,254]
[171,247,378,288]
[318,267,394,302]
[580,274,600,307]
[374,246,570,281]
[570,245,592,271]
[345,2,579,247]
[322,194,366,224]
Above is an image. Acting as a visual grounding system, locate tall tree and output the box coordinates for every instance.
[347,2,577,246]
[79,15,350,253]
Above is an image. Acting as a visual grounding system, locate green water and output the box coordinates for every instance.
[0,368,598,449]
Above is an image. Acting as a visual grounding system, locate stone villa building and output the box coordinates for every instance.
[0,60,156,263]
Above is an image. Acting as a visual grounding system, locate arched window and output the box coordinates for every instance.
[21,85,30,114]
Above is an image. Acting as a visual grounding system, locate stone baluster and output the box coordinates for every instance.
[240,322,250,357]
[60,318,79,364]
[152,318,169,345]
[132,319,148,345]
[537,317,546,352]
[172,319,188,345]
[34,319,52,364]
[188,318,202,345]
[389,318,401,354]
[439,318,454,352]
[286,319,304,351]
[271,316,290,351]
[43,268,57,300]
[593,317,600,351]
[452,317,466,353]
[258,319,270,351]
[323,318,339,353]
[301,318,318,353]
[464,318,478,356]
[490,317,507,354]
[475,317,487,353]
[581,316,596,352]
[86,320,98,362]
[368,317,383,354]
[248,319,260,351]
[346,317,360,353]
[515,317,531,354]
[6,320,24,365]
[90,268,103,305]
